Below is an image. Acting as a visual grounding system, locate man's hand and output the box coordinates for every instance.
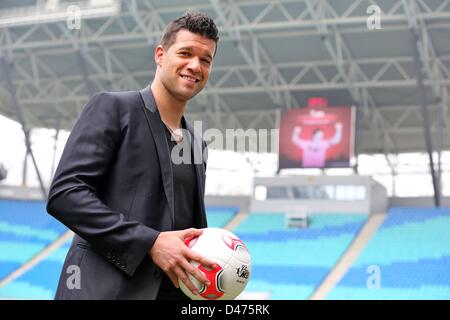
[149,228,216,296]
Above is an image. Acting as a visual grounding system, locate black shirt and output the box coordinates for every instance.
[156,123,199,300]
[163,123,198,231]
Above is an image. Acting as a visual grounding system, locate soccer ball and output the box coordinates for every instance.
[179,227,251,300]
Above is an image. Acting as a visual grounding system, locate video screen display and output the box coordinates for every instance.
[279,97,355,169]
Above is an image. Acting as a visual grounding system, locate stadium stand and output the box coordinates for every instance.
[0,203,238,299]
[0,199,70,299]
[1,0,450,302]
[328,207,450,299]
[0,200,67,278]
[233,213,368,299]
[205,206,239,228]
[0,240,71,299]
[2,199,449,300]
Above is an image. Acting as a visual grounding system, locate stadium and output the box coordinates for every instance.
[0,0,449,300]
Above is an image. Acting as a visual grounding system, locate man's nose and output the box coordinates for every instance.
[187,57,201,73]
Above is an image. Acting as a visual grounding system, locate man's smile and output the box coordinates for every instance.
[180,74,200,83]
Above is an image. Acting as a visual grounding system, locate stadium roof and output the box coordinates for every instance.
[0,0,449,154]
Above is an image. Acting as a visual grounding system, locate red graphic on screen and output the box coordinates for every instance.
[279,97,355,169]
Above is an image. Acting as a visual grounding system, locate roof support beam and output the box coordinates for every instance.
[0,56,47,198]
[402,0,445,206]
[209,0,300,110]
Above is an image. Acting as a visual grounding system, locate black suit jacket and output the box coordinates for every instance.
[47,85,208,299]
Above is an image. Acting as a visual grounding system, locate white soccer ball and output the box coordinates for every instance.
[179,227,252,300]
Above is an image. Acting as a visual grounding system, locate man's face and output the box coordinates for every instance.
[155,29,216,102]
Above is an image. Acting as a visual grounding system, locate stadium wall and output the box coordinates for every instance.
[251,175,387,214]
[205,195,250,212]
[2,185,449,211]
[389,196,450,208]
[0,185,43,201]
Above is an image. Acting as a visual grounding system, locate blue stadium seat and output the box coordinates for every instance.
[0,240,71,300]
[205,206,239,228]
[0,199,69,299]
[234,212,367,299]
[0,203,238,299]
[329,207,450,300]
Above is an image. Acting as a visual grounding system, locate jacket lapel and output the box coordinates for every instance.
[139,85,175,229]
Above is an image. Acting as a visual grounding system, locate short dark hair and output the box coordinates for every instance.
[159,12,219,54]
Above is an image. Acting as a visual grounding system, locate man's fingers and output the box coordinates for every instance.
[181,260,211,287]
[174,266,199,295]
[187,250,217,269]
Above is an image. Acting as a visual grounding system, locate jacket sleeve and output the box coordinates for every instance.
[46,92,159,277]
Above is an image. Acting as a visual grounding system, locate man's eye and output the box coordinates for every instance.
[179,52,190,56]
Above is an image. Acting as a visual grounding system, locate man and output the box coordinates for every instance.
[291,122,343,168]
[47,12,219,300]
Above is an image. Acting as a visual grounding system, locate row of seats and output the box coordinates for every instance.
[329,207,450,299]
[234,213,368,299]
[0,200,67,280]
[205,206,239,228]
[3,199,449,300]
[0,241,72,299]
[0,200,238,299]
[0,200,70,299]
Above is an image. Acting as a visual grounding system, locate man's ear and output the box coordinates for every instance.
[155,45,164,66]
